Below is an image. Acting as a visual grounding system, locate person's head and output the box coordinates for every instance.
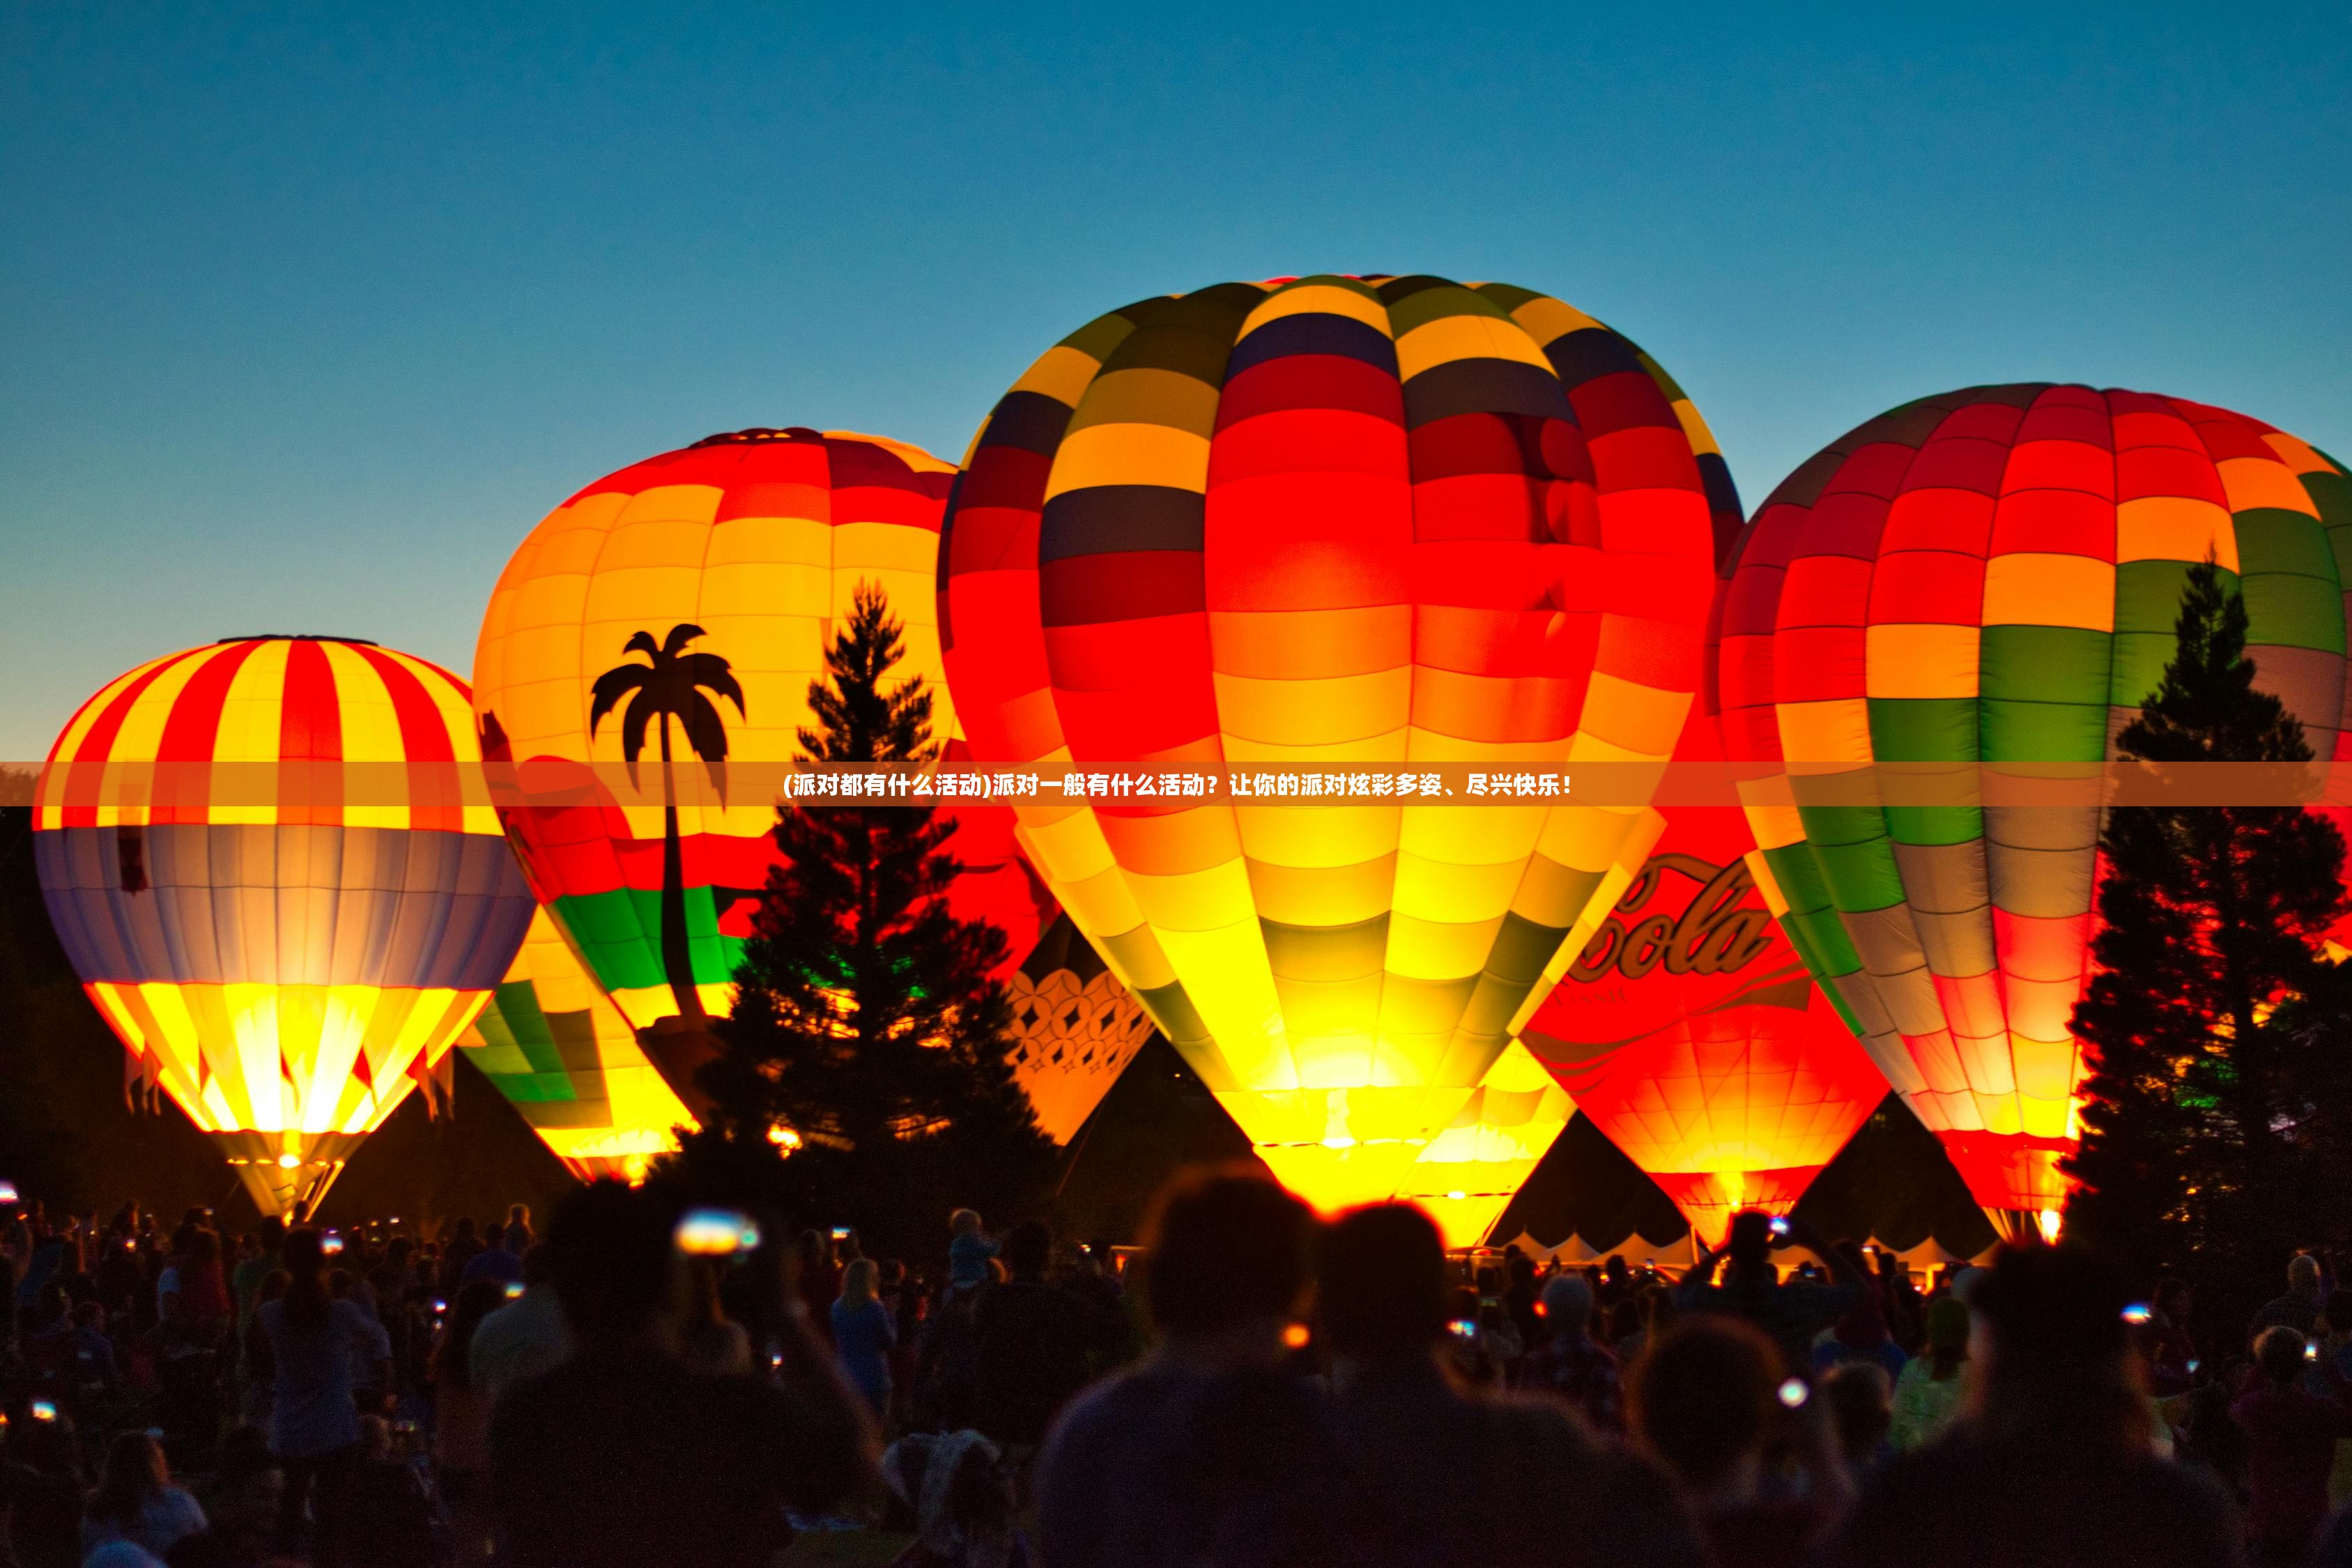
[1139,1165,1318,1346]
[2289,1253,2323,1300]
[1820,1362,1893,1464]
[1316,1204,1447,1363]
[1925,1296,1971,1378]
[91,1430,169,1525]
[453,1216,478,1242]
[328,1267,352,1299]
[259,1215,286,1253]
[1725,1210,1774,1275]
[1603,1254,1629,1284]
[1003,1220,1052,1282]
[507,1201,531,1236]
[1967,1243,2151,1448]
[842,1256,879,1305]
[482,1221,506,1254]
[281,1228,332,1330]
[358,1413,391,1462]
[798,1229,828,1266]
[1628,1317,1783,1502]
[8,1402,80,1479]
[519,1242,553,1287]
[258,1268,290,1306]
[546,1181,676,1346]
[432,1278,509,1392]
[880,1259,907,1291]
[1541,1273,1594,1341]
[2256,1325,2309,1386]
[2153,1276,2190,1321]
[951,1208,983,1238]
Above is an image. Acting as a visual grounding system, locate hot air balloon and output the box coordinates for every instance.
[1006,913,1157,1143]
[33,636,535,1217]
[1392,1039,1576,1248]
[456,907,694,1183]
[471,428,1056,1105]
[1718,384,2352,1238]
[938,275,1729,1213]
[1521,709,1886,1245]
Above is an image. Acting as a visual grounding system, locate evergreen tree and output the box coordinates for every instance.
[673,584,1055,1254]
[2066,557,2351,1292]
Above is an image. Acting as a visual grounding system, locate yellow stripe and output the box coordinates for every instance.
[209,640,291,826]
[2218,456,2321,517]
[1063,368,1223,440]
[318,640,408,829]
[1044,423,1212,502]
[1867,623,1981,698]
[101,647,229,827]
[1394,314,1554,382]
[1239,281,1392,338]
[36,650,188,824]
[1506,294,1606,350]
[387,649,500,833]
[1983,553,2115,630]
[1009,343,1109,406]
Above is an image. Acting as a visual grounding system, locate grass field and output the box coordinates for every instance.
[787,1527,914,1562]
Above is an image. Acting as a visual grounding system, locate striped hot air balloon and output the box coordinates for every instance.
[34,636,535,1217]
[1719,385,2352,1238]
[938,275,1730,1213]
[456,907,694,1183]
[471,428,1056,1105]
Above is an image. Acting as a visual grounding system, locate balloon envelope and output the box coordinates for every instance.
[1521,709,1885,1245]
[938,275,1729,1212]
[472,428,1056,1096]
[1717,385,2352,1233]
[1392,1038,1576,1248]
[34,636,535,1216]
[457,907,694,1183]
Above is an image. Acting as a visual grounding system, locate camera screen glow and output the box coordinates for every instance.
[676,1209,761,1256]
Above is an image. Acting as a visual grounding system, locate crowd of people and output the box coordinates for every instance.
[7,1176,2352,1566]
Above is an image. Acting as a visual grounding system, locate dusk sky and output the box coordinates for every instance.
[4,1,2346,759]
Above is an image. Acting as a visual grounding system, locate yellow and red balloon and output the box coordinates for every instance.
[34,636,535,1216]
[938,275,1730,1213]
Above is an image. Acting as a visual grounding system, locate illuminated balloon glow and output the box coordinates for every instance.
[1522,704,1885,1245]
[34,637,535,1217]
[472,429,1054,1098]
[1393,1039,1576,1248]
[458,907,695,1183]
[1719,385,2352,1236]
[1006,914,1157,1143]
[939,275,1728,1213]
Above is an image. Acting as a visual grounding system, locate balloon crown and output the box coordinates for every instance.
[690,426,824,448]
[213,634,379,646]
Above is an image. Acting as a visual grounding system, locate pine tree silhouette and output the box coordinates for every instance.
[676,584,1054,1251]
[2068,555,2349,1296]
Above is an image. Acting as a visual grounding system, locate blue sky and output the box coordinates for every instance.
[3,1,2345,757]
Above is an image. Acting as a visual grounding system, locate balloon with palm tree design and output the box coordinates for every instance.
[472,428,1056,1110]
[587,623,744,1024]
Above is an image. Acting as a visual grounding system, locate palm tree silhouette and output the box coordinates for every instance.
[590,624,745,1023]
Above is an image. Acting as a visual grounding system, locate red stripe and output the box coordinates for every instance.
[279,639,344,827]
[350,645,462,832]
[52,648,210,828]
[152,642,263,826]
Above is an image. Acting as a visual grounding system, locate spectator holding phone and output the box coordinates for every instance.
[488,1184,873,1568]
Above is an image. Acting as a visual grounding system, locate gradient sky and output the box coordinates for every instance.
[3,1,2346,758]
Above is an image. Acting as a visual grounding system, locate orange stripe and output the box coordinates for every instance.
[279,639,344,828]
[51,649,210,828]
[152,643,263,825]
[349,643,462,832]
